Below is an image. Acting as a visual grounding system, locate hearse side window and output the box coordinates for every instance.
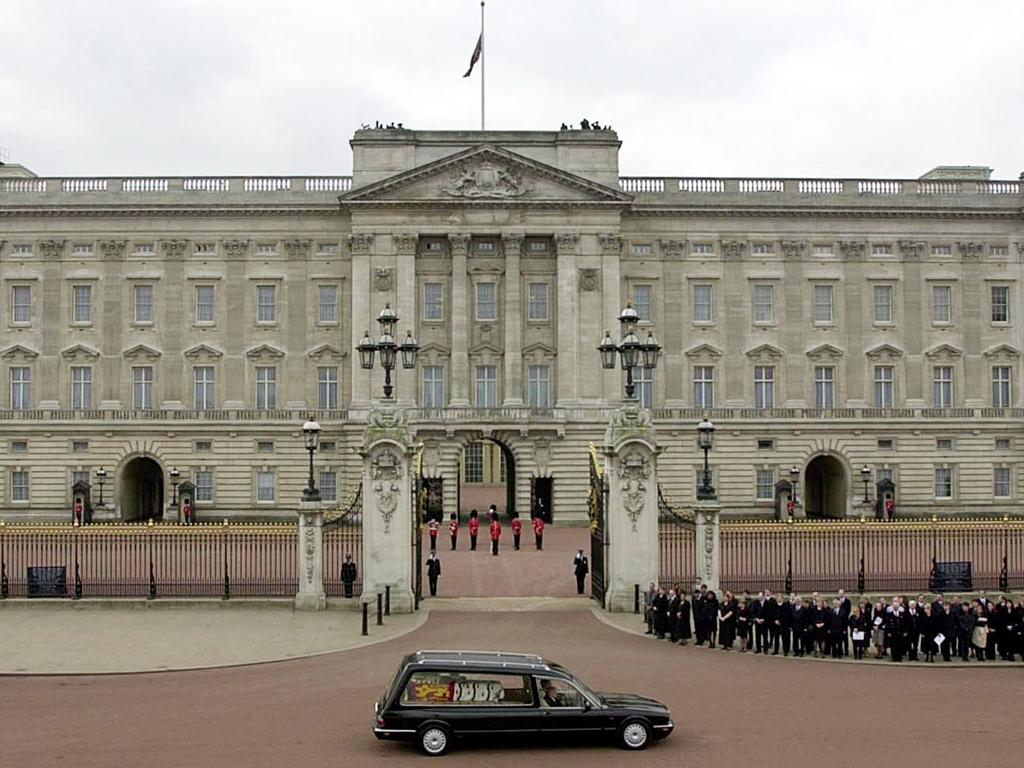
[401,672,534,706]
[537,677,588,708]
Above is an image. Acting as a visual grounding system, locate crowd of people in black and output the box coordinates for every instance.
[644,583,1024,662]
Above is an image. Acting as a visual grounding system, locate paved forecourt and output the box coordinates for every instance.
[2,603,1020,768]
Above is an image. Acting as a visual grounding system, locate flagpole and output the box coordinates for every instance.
[480,1,485,130]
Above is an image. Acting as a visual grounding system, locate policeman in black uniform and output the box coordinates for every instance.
[573,549,589,595]
[427,551,442,597]
[340,553,357,599]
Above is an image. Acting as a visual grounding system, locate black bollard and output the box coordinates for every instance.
[362,601,369,636]
[634,584,640,614]
[385,585,391,616]
[377,593,384,626]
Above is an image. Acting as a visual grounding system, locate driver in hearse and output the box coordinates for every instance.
[541,682,563,707]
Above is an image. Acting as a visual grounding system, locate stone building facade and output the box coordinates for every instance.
[0,128,1021,522]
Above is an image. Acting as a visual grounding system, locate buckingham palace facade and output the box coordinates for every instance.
[0,127,1022,522]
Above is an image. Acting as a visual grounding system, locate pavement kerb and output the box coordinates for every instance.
[589,607,1023,669]
[0,604,431,678]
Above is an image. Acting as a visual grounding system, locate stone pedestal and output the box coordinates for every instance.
[360,407,417,614]
[295,500,326,611]
[603,404,661,612]
[694,500,721,594]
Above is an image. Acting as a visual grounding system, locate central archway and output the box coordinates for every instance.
[120,456,164,522]
[458,438,515,520]
[804,454,848,519]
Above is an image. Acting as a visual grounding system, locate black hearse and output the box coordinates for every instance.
[373,650,674,756]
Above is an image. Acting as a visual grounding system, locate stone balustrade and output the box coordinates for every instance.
[0,175,354,202]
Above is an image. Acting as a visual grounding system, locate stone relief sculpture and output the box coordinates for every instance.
[444,160,529,198]
[702,511,716,579]
[619,449,651,532]
[304,518,316,584]
[371,448,403,534]
[374,267,394,292]
[578,268,600,292]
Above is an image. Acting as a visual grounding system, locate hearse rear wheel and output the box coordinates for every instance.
[618,718,651,750]
[417,724,452,757]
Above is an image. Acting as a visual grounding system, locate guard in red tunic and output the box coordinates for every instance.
[532,516,545,550]
[428,518,440,550]
[884,495,895,520]
[448,513,459,551]
[468,510,480,551]
[786,497,796,517]
[511,515,523,550]
[74,500,83,525]
[489,512,502,556]
[182,498,194,525]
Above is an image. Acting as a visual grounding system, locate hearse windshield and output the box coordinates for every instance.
[547,663,603,704]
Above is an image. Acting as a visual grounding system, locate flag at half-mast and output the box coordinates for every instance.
[463,32,482,77]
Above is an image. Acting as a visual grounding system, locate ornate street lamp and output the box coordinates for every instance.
[860,465,872,504]
[789,465,800,512]
[697,418,716,500]
[358,304,419,400]
[169,466,181,506]
[302,418,322,502]
[95,467,107,506]
[597,302,661,400]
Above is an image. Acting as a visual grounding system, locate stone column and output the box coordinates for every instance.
[602,404,661,612]
[449,234,471,407]
[502,233,524,406]
[555,233,580,407]
[394,234,419,406]
[360,407,417,613]
[693,500,721,594]
[295,500,326,611]
[349,234,374,407]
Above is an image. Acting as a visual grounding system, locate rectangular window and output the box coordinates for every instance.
[756,469,775,500]
[72,244,94,257]
[10,367,30,410]
[632,366,653,408]
[631,243,652,255]
[317,242,339,255]
[476,282,497,321]
[195,440,212,452]
[71,469,89,486]
[12,244,33,256]
[871,244,892,256]
[257,441,274,453]
[757,439,775,451]
[874,366,894,408]
[256,470,276,502]
[319,470,337,502]
[257,285,276,323]
[194,243,216,256]
[933,366,954,408]
[318,285,338,324]
[11,470,29,501]
[475,240,496,253]
[937,438,953,450]
[754,366,774,409]
[931,245,952,256]
[421,366,445,408]
[992,366,1012,407]
[812,244,834,257]
[195,285,215,323]
[753,284,774,323]
[991,245,1009,257]
[133,284,154,323]
[400,671,534,706]
[932,285,951,323]
[423,283,444,321]
[693,284,713,323]
[813,285,834,323]
[195,470,214,502]
[693,366,715,408]
[463,441,484,483]
[72,285,92,323]
[475,365,497,407]
[994,467,1011,498]
[132,243,155,256]
[873,285,893,323]
[934,467,953,499]
[633,284,653,321]
[814,366,835,408]
[751,243,773,255]
[319,441,335,453]
[878,439,894,450]
[693,243,714,255]
[193,366,215,410]
[528,283,549,321]
[255,366,277,410]
[876,467,894,484]
[12,286,31,324]
[527,365,550,409]
[255,243,277,256]
[71,366,92,410]
[11,440,27,453]
[996,438,1012,452]
[991,285,1010,323]
[317,366,339,410]
[132,366,153,410]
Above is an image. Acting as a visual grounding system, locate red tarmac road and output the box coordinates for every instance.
[2,608,1020,768]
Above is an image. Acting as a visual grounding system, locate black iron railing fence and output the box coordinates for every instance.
[657,488,696,589]
[323,485,364,598]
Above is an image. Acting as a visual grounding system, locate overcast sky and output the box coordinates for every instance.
[2,0,1022,180]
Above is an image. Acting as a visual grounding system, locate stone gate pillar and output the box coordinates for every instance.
[360,408,417,614]
[603,405,661,612]
[295,500,326,611]
[694,500,721,594]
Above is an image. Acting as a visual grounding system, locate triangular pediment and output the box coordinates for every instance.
[924,343,963,359]
[341,145,632,206]
[1,344,39,360]
[122,344,161,359]
[246,343,286,359]
[522,342,558,357]
[307,343,347,359]
[60,343,101,360]
[983,343,1020,358]
[685,343,724,359]
[183,343,224,359]
[419,342,451,357]
[806,343,844,359]
[469,342,504,357]
[745,343,785,359]
[865,343,904,358]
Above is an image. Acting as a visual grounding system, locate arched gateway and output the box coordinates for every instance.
[119,456,164,521]
[803,454,848,519]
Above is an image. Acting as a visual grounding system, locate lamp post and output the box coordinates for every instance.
[696,418,716,500]
[598,303,661,401]
[169,467,181,506]
[789,465,800,513]
[95,467,107,505]
[302,418,322,502]
[860,465,872,504]
[357,304,420,400]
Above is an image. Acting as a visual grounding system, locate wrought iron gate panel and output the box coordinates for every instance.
[323,484,363,597]
[588,446,607,606]
[657,487,696,588]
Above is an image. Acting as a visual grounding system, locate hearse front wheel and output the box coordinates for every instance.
[417,724,452,757]
[618,719,651,750]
